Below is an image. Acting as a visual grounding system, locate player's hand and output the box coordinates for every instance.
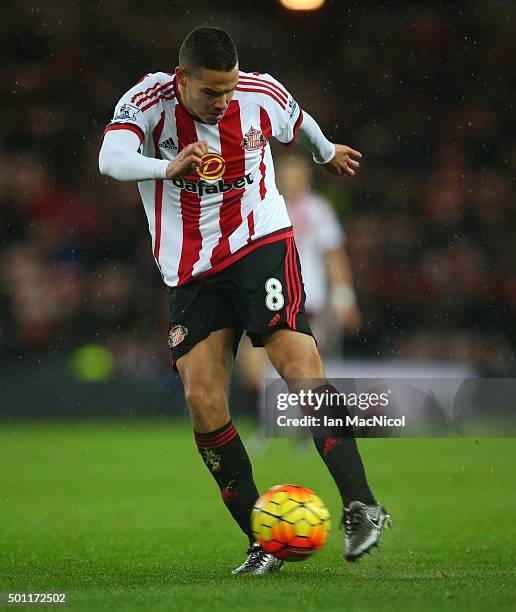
[335,303,362,335]
[323,144,362,177]
[165,141,209,179]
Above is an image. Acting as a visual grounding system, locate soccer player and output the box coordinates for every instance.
[99,26,389,574]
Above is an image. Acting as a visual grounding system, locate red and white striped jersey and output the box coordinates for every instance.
[104,70,304,287]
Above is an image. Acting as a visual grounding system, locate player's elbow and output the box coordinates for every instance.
[98,146,114,177]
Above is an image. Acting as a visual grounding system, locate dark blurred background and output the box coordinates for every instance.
[1,0,515,417]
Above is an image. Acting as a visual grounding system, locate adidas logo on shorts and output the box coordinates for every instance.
[268,313,281,327]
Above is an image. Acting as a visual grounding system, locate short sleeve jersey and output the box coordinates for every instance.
[104,71,304,287]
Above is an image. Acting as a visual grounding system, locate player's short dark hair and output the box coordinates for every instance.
[179,27,238,74]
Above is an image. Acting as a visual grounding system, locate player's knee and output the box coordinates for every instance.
[282,359,324,381]
[278,346,324,381]
[184,379,228,418]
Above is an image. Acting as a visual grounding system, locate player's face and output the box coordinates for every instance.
[176,65,239,125]
[277,156,312,200]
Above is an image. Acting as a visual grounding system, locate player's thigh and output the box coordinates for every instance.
[168,280,241,367]
[168,280,241,431]
[264,327,326,388]
[234,335,267,390]
[176,327,236,432]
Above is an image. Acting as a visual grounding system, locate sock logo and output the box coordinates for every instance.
[202,448,221,472]
[323,437,342,456]
[221,480,239,502]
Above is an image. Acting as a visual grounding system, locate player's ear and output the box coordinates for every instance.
[175,66,187,86]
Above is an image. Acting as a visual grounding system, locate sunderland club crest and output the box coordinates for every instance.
[168,324,188,348]
[241,126,267,151]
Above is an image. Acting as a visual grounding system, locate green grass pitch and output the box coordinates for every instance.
[1,420,515,611]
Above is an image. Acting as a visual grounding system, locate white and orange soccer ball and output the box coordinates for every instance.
[251,484,331,561]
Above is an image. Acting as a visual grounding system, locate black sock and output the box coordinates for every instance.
[311,384,376,507]
[194,420,258,543]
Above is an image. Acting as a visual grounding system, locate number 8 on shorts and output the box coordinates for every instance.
[265,278,284,311]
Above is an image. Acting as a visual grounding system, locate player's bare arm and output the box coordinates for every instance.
[324,247,362,333]
[323,144,363,177]
[165,140,208,179]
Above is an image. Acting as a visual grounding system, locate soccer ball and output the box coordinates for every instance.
[251,484,331,561]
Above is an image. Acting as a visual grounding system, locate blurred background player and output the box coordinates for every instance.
[278,153,362,352]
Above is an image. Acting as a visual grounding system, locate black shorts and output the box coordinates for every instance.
[167,236,314,368]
